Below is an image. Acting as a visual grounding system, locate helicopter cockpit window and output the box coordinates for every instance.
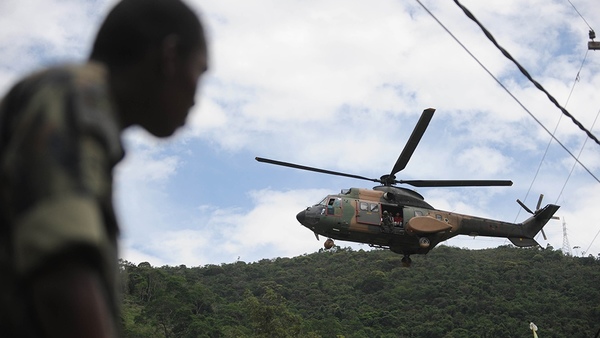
[327,197,342,216]
[317,197,327,206]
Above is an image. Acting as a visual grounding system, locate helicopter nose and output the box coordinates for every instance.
[296,210,306,224]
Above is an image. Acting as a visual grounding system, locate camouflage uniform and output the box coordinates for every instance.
[0,62,123,336]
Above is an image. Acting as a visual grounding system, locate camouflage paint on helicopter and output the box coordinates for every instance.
[296,186,559,261]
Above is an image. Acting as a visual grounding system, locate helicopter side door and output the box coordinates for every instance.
[356,200,381,225]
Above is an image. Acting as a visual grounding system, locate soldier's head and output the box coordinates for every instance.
[90,0,208,137]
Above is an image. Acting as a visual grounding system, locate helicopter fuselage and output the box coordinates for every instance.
[296,186,559,257]
[258,108,560,263]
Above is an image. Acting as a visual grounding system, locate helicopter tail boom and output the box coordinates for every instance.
[508,204,560,247]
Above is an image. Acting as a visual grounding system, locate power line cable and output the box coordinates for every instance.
[413,0,600,185]
[450,0,600,147]
[566,0,594,30]
[554,0,600,201]
[517,0,597,242]
[556,107,600,254]
[517,50,589,222]
[556,106,600,203]
[584,228,600,256]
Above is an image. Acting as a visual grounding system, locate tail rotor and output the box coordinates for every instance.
[516,194,559,240]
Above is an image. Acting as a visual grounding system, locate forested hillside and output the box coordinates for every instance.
[119,245,600,338]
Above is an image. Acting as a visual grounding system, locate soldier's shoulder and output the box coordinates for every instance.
[1,63,108,106]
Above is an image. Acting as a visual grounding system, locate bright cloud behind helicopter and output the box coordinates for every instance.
[1,0,599,266]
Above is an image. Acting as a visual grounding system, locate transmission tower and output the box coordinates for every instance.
[562,218,572,256]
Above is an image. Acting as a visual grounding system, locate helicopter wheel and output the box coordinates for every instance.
[419,237,430,249]
[324,238,335,250]
[401,255,412,268]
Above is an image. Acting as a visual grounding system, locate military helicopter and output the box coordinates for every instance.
[256,108,560,266]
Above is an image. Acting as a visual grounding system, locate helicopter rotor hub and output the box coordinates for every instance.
[379,174,396,186]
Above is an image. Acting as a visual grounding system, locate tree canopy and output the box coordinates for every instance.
[119,245,600,337]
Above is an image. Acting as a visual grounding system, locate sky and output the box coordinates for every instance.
[1,0,599,266]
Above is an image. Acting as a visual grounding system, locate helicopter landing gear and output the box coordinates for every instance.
[419,237,430,249]
[401,255,412,268]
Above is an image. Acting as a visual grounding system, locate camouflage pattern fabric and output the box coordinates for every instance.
[0,62,124,335]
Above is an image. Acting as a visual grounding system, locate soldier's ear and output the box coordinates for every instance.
[160,34,180,78]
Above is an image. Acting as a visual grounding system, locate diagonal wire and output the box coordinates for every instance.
[566,0,594,30]
[584,228,600,256]
[517,50,589,221]
[556,106,600,203]
[413,0,600,185]
[451,0,600,147]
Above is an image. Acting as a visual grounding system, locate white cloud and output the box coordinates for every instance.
[456,146,513,176]
[118,188,332,266]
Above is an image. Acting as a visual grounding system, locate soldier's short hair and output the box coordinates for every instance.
[90,0,205,70]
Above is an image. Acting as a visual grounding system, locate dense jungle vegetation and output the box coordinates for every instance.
[119,245,600,338]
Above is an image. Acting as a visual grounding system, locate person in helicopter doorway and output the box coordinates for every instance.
[381,211,394,233]
[393,212,403,228]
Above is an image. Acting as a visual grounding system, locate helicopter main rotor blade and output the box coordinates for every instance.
[255,157,381,183]
[398,179,513,187]
[390,108,436,175]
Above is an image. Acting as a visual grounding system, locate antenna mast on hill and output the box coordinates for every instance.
[562,218,572,256]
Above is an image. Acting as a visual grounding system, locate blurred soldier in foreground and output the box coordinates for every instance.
[0,0,208,336]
